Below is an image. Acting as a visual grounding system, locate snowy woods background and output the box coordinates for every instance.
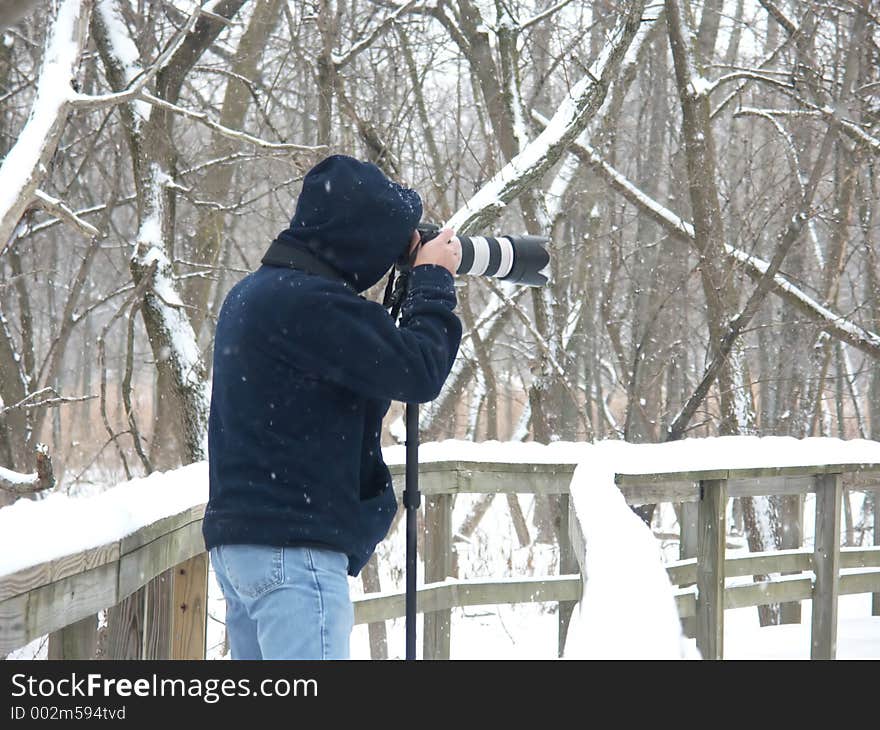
[1,0,879,655]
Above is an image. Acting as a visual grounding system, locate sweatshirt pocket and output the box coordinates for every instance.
[359,456,392,501]
[358,480,397,538]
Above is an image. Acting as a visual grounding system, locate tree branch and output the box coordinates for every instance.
[534,113,880,362]
[332,0,419,68]
[0,0,93,249]
[73,1,203,111]
[446,0,649,234]
[138,90,325,152]
[33,189,101,238]
[520,0,580,31]
[1,387,96,413]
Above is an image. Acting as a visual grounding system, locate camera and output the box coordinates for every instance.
[403,223,550,287]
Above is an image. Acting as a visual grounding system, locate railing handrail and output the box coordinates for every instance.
[3,457,878,593]
[6,461,876,603]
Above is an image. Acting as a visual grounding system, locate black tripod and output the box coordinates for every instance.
[403,402,420,660]
[383,264,423,660]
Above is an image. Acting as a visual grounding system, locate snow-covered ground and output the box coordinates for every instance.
[2,436,879,659]
[723,595,880,660]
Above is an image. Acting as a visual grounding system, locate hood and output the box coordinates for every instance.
[269,155,422,292]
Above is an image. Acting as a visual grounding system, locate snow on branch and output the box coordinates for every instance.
[536,118,693,239]
[757,0,797,36]
[835,116,880,155]
[546,116,880,360]
[736,107,880,155]
[138,91,325,153]
[0,0,92,249]
[445,0,648,235]
[706,70,794,95]
[89,1,256,133]
[1,387,95,413]
[26,201,124,239]
[76,0,203,125]
[665,0,703,94]
[421,2,654,435]
[726,248,880,356]
[519,0,583,31]
[33,189,101,239]
[0,444,55,494]
[710,36,796,119]
[130,164,210,460]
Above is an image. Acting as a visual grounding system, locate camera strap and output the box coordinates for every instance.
[261,239,356,293]
[382,240,422,320]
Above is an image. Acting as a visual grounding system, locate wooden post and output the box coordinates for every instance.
[48,615,98,659]
[811,473,842,660]
[423,493,452,660]
[779,494,803,624]
[104,589,146,659]
[679,500,698,639]
[874,487,879,617]
[563,491,588,658]
[556,493,578,657]
[143,571,173,659]
[696,479,726,660]
[170,553,208,660]
[360,554,388,659]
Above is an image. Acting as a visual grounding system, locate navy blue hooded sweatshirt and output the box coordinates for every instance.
[202,155,462,576]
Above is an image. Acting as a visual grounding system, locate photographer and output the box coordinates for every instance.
[202,154,462,660]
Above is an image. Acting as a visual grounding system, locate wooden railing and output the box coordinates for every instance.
[1,457,878,659]
[611,463,880,659]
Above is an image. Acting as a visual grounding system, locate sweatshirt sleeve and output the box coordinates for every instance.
[289,264,462,403]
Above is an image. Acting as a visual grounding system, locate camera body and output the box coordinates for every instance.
[416,222,444,246]
[400,222,550,287]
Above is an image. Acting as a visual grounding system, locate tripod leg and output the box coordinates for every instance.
[404,402,420,660]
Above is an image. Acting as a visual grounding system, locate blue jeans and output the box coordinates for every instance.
[210,544,354,660]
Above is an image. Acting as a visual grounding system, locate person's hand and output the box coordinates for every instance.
[411,228,461,276]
